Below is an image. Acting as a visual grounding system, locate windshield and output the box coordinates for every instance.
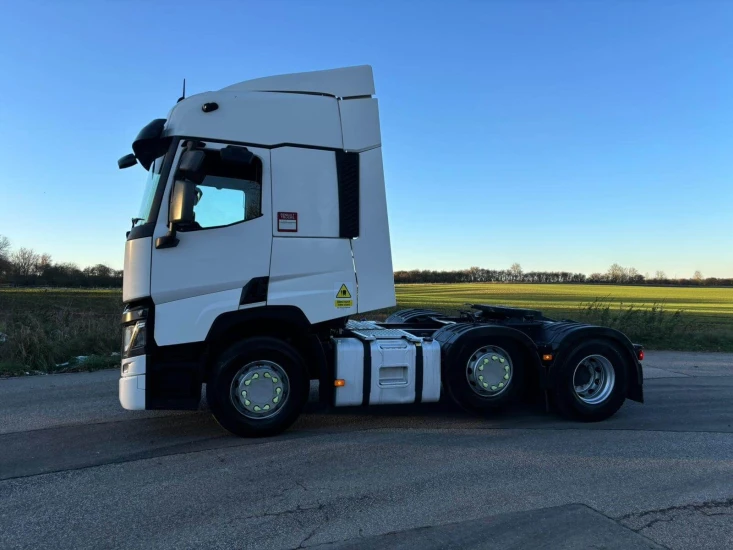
[134,155,165,226]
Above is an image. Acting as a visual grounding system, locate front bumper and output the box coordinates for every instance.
[119,355,147,410]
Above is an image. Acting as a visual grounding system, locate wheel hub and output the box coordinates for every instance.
[466,346,512,397]
[572,354,615,405]
[230,361,289,419]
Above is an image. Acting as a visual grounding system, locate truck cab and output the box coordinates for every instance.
[119,66,394,411]
[119,66,643,437]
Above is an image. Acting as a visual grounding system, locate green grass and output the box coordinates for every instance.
[0,288,121,376]
[0,287,122,312]
[393,283,733,325]
[386,283,733,352]
[0,354,120,377]
[1,283,732,376]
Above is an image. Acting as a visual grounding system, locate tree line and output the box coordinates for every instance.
[1,236,729,288]
[0,235,122,287]
[394,263,733,287]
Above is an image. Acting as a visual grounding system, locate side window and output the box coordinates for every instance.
[194,176,261,228]
[186,147,263,230]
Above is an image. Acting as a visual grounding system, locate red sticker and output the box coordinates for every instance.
[277,212,298,232]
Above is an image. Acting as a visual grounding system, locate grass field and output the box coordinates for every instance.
[0,288,121,375]
[1,283,732,375]
[384,283,733,353]
[393,283,733,327]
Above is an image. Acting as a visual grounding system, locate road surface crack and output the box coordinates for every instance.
[297,501,332,548]
[617,496,733,536]
[243,502,325,522]
[298,523,322,548]
[617,496,733,522]
[295,493,373,547]
[630,516,675,532]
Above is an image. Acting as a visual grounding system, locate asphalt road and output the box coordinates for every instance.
[1,351,732,550]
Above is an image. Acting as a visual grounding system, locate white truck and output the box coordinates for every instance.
[117,66,644,437]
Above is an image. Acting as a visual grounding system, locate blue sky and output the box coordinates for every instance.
[1,0,731,278]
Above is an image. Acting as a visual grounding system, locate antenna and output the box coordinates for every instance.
[177,79,186,103]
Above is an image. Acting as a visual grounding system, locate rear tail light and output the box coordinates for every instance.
[632,345,644,361]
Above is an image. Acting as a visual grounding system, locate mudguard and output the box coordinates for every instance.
[384,308,442,324]
[541,322,644,403]
[433,323,545,386]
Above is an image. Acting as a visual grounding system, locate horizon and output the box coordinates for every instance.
[0,242,726,284]
[1,1,732,277]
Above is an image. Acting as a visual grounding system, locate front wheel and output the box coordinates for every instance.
[207,337,310,438]
[552,339,629,422]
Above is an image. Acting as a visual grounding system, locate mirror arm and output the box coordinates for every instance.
[155,222,179,249]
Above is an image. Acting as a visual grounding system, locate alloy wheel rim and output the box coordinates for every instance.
[466,346,513,397]
[572,354,615,405]
[230,360,289,419]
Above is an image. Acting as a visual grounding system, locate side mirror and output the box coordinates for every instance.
[169,180,197,224]
[176,150,206,184]
[155,180,196,249]
[118,154,137,169]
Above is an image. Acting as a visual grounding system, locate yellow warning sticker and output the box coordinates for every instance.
[335,283,353,308]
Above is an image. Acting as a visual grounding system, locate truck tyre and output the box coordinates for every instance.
[207,336,310,438]
[442,338,524,415]
[552,339,629,422]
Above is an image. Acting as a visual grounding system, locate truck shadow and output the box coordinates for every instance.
[195,381,564,433]
[2,391,649,481]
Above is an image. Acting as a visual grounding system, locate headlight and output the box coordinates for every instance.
[123,320,147,356]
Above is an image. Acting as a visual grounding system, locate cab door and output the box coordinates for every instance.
[150,142,272,346]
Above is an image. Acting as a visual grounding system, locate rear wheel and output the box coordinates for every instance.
[552,339,629,422]
[443,338,524,415]
[207,337,309,438]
